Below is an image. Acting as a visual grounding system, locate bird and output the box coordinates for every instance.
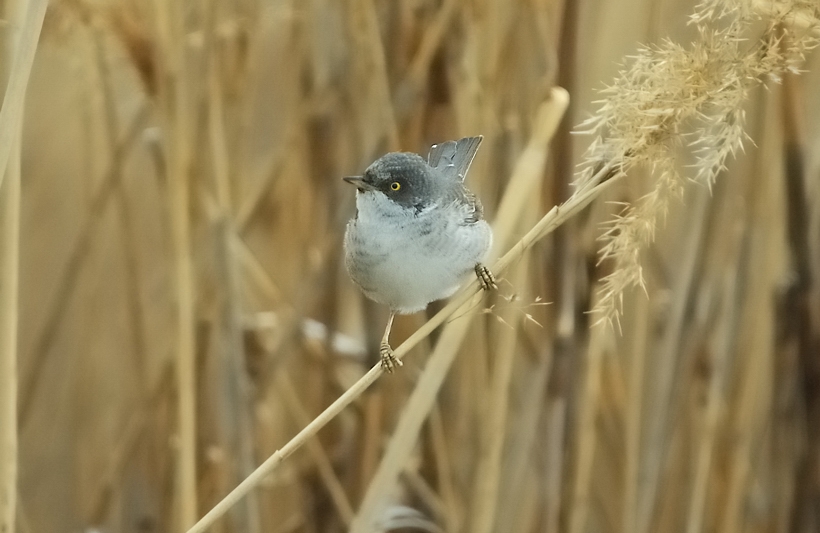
[343,136,496,372]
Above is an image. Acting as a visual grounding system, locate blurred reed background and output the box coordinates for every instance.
[0,0,819,532]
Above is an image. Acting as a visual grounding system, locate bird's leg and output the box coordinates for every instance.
[475,263,498,291]
[379,312,402,373]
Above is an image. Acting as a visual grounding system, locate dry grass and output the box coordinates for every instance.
[1,1,49,532]
[4,1,820,533]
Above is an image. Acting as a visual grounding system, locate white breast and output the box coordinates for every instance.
[344,192,492,314]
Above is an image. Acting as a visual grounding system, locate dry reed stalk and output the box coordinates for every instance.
[622,292,649,533]
[358,391,384,502]
[720,186,779,533]
[351,92,569,533]
[404,0,459,86]
[685,256,743,533]
[428,405,458,533]
[203,4,262,530]
[211,220,262,533]
[0,0,47,193]
[152,0,198,527]
[168,84,197,533]
[469,255,529,533]
[0,102,20,533]
[276,373,355,525]
[494,342,554,533]
[470,165,545,533]
[0,1,46,530]
[346,290,479,533]
[184,89,632,533]
[721,346,768,533]
[779,71,820,533]
[599,338,629,530]
[350,0,400,152]
[542,369,567,533]
[514,474,540,533]
[637,186,710,533]
[567,316,608,533]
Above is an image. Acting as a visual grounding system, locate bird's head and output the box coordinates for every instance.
[344,153,442,212]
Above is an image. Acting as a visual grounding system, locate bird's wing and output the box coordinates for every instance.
[427,136,483,182]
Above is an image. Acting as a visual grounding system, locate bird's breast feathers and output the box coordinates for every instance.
[344,191,492,313]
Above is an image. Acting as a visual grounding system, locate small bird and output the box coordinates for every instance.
[343,136,496,372]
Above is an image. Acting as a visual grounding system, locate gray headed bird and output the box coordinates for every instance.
[343,136,496,372]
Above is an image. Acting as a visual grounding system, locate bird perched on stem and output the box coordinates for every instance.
[343,136,496,372]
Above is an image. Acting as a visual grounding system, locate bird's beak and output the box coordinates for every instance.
[343,176,377,192]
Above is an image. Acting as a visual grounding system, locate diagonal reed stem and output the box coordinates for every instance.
[351,89,570,533]
[186,87,622,533]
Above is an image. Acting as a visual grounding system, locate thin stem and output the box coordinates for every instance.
[185,94,626,533]
[0,0,48,193]
[0,0,42,529]
[0,97,20,533]
[153,0,198,525]
[470,257,528,533]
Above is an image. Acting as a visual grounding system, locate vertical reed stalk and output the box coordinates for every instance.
[169,84,198,533]
[637,186,710,533]
[350,93,568,533]
[153,0,198,526]
[0,106,20,533]
[0,0,47,193]
[622,293,648,533]
[349,296,478,533]
[567,322,607,533]
[720,177,776,533]
[1,0,47,530]
[685,261,742,533]
[203,1,261,530]
[470,256,528,533]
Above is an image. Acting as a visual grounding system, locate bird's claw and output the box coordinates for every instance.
[379,342,403,373]
[475,263,497,291]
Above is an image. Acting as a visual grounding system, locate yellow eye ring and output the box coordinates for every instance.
[390,182,401,191]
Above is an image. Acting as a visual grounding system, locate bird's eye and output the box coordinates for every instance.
[390,182,401,191]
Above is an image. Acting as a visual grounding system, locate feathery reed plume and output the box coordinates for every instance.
[576,0,819,326]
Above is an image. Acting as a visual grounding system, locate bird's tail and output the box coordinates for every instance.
[427,136,483,182]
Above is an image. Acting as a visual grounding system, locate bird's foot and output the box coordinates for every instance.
[475,263,497,291]
[379,342,403,373]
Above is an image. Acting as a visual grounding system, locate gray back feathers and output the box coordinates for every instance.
[427,136,483,182]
